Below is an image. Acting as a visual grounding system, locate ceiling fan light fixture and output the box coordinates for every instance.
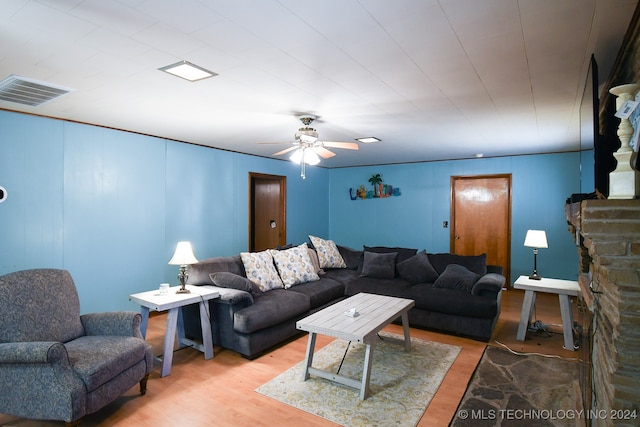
[290,148,321,166]
[159,60,218,82]
[356,137,380,143]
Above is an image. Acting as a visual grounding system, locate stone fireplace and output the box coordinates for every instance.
[566,199,640,426]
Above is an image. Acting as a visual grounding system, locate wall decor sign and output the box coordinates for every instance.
[349,174,401,200]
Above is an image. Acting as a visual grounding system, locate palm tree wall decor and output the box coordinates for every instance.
[368,173,383,197]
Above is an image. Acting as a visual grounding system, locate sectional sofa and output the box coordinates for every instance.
[181,237,505,359]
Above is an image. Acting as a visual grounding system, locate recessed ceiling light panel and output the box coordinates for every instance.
[356,137,381,143]
[159,61,218,82]
[0,75,74,107]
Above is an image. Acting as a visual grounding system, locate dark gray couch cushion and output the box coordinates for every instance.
[233,289,310,334]
[344,276,413,298]
[360,251,397,279]
[187,255,246,285]
[428,253,487,276]
[287,277,344,309]
[433,264,481,292]
[407,284,498,318]
[210,272,262,299]
[397,250,439,284]
[322,268,360,285]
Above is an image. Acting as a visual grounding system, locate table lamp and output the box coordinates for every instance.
[168,241,198,293]
[524,230,548,280]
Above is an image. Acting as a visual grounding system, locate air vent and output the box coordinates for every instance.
[0,75,74,107]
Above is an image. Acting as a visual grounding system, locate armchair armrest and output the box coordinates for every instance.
[81,311,143,338]
[471,273,505,297]
[0,341,69,366]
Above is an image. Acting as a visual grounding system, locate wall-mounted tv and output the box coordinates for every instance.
[580,54,615,196]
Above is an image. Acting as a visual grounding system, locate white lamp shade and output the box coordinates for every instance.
[524,230,548,249]
[168,241,198,265]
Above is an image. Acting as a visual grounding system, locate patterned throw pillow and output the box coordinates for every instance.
[270,243,320,288]
[240,250,284,292]
[309,235,347,269]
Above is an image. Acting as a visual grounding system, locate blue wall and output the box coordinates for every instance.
[0,110,328,312]
[1,109,588,313]
[328,153,585,282]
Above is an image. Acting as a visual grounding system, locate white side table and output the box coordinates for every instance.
[514,275,581,351]
[129,285,219,377]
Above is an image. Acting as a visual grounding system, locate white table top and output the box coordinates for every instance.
[129,285,219,311]
[514,275,580,296]
[296,293,414,344]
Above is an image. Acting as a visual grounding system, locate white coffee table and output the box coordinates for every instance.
[129,285,219,377]
[296,292,415,400]
[514,275,581,351]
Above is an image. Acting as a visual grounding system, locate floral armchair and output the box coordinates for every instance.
[0,269,153,425]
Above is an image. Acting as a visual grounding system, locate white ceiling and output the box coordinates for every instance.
[0,0,637,167]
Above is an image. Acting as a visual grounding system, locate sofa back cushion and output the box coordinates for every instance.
[0,269,85,343]
[427,253,487,276]
[187,255,246,285]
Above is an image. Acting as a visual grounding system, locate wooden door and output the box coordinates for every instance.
[451,174,511,284]
[249,173,286,252]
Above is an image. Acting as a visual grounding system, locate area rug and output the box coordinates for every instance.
[256,332,461,427]
[451,345,583,427]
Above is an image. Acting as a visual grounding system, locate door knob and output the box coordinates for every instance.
[455,235,460,240]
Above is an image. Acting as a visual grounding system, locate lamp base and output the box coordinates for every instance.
[175,286,191,294]
[529,272,542,280]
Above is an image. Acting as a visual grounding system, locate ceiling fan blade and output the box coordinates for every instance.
[273,146,299,156]
[314,146,336,159]
[299,134,318,144]
[321,141,359,150]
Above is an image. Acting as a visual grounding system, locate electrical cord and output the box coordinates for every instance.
[492,340,579,361]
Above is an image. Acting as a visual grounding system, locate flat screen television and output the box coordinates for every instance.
[579,55,601,194]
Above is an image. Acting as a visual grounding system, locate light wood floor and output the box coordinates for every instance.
[0,289,583,427]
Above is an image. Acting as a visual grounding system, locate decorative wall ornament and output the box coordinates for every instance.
[609,83,640,199]
[350,174,400,200]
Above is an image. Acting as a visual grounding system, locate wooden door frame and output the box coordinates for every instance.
[248,172,287,252]
[450,173,512,282]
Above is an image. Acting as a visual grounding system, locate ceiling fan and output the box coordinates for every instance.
[259,115,359,179]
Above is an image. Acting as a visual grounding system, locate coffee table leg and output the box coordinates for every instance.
[401,311,411,352]
[302,332,317,381]
[360,343,374,400]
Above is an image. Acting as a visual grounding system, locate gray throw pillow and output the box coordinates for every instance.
[337,245,364,270]
[360,251,397,279]
[187,255,246,285]
[433,264,481,292]
[210,272,262,298]
[363,245,417,264]
[397,250,439,284]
